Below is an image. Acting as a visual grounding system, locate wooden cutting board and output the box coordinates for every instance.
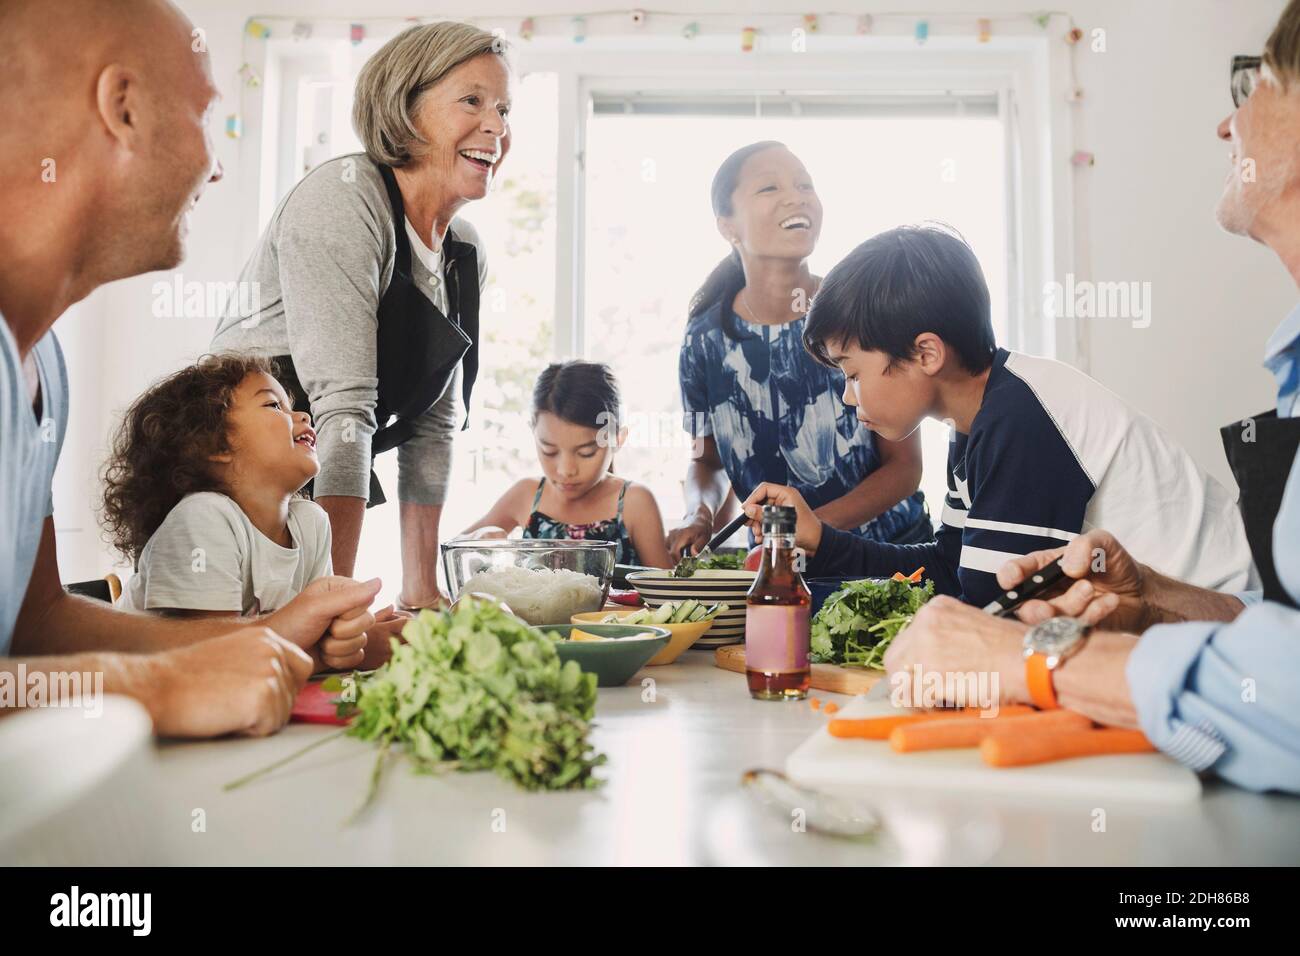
[713,645,883,696]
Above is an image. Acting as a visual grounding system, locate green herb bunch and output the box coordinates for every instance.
[226,597,606,820]
[694,552,746,571]
[809,578,936,670]
[348,597,606,794]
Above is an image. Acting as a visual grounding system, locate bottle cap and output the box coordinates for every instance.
[761,505,797,534]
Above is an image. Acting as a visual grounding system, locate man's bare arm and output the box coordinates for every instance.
[10,520,381,663]
[10,520,261,656]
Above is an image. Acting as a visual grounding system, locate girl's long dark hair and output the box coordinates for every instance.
[688,140,785,340]
[532,359,622,436]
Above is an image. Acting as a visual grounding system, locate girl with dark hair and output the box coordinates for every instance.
[458,361,674,567]
[101,353,406,668]
[669,142,930,559]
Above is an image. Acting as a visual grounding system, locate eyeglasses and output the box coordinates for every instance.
[1231,55,1262,108]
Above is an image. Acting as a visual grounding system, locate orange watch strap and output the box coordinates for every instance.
[1025,652,1060,710]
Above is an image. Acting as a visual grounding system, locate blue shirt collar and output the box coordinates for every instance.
[1264,301,1300,364]
[1265,302,1300,417]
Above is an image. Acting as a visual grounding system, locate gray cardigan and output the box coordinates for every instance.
[211,154,488,505]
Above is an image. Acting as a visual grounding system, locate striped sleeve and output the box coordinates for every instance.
[1128,606,1300,792]
[956,388,1095,606]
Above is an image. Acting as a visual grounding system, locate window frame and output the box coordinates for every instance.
[241,30,1079,367]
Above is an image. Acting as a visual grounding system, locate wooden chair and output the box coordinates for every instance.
[65,573,123,604]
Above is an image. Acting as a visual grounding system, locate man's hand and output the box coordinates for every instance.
[883,596,1030,707]
[741,483,823,553]
[666,507,713,561]
[263,575,382,655]
[996,530,1149,631]
[143,628,313,738]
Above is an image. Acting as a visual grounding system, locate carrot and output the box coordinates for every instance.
[822,701,840,715]
[828,705,1034,740]
[981,728,1156,767]
[889,709,1091,753]
[809,698,822,711]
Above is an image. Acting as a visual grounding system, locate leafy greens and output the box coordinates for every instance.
[226,596,605,820]
[694,552,746,571]
[809,578,935,670]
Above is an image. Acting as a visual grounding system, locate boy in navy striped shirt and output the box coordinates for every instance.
[741,224,1253,607]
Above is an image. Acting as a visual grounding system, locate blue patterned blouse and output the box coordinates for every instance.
[679,301,925,542]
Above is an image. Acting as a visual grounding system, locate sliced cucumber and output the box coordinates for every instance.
[650,602,676,625]
[687,603,708,622]
[671,599,699,623]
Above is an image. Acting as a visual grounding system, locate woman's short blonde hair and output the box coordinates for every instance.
[1265,0,1300,89]
[352,21,509,167]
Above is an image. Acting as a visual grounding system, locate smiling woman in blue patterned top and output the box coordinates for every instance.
[667,142,929,559]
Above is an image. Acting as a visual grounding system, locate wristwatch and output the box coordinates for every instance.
[1022,617,1090,709]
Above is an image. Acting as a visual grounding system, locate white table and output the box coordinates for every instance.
[137,651,1300,866]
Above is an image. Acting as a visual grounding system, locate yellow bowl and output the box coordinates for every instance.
[570,609,714,665]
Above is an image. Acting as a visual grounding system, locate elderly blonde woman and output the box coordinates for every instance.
[212,22,511,610]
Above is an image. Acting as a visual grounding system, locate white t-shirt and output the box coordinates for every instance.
[119,492,332,615]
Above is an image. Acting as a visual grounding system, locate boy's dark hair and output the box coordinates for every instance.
[688,140,786,340]
[531,360,622,434]
[804,223,996,374]
[100,352,281,562]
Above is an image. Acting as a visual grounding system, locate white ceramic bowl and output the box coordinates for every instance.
[0,695,169,865]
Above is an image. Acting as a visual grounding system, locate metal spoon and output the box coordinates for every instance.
[741,768,884,839]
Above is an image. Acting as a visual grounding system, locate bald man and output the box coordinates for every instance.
[0,0,382,737]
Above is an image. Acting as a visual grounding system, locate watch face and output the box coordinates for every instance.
[1025,617,1085,657]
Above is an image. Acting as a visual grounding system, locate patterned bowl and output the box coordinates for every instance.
[624,569,755,647]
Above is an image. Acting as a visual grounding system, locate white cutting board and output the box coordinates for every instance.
[786,694,1202,804]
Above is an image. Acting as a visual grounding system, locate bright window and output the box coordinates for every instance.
[583,100,1006,524]
[262,42,1026,593]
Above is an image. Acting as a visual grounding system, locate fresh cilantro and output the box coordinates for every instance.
[809,578,935,670]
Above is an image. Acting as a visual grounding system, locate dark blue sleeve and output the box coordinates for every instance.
[806,521,963,596]
[954,383,1095,606]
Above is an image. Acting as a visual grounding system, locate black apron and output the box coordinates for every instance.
[1220,410,1300,609]
[276,161,479,507]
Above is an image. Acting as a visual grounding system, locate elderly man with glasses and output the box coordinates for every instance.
[877,0,1300,794]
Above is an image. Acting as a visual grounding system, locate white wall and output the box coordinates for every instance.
[52,0,1295,582]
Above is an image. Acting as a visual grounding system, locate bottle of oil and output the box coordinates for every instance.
[745,505,811,700]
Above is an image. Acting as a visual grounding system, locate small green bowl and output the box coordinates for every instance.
[540,624,671,687]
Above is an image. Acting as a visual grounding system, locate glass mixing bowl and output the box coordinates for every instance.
[440,539,617,626]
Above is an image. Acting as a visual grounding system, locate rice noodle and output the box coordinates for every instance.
[462,566,605,626]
